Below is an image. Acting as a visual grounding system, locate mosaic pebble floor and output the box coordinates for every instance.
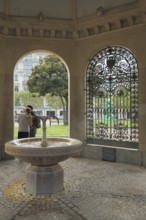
[0,157,146,220]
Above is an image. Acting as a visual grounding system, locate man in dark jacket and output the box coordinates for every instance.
[27,105,40,137]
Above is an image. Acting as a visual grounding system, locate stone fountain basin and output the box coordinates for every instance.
[5,137,82,166]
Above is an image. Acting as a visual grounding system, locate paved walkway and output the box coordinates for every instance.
[0,157,146,220]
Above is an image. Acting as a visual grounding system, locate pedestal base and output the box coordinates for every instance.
[25,164,64,195]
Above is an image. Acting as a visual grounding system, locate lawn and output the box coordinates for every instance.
[14,124,69,138]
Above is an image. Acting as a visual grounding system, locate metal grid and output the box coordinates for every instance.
[86,46,138,148]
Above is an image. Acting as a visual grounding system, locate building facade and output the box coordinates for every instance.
[14,52,48,92]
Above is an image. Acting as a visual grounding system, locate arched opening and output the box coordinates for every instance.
[86,46,138,148]
[13,50,69,139]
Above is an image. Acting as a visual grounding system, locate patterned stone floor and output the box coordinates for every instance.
[0,157,146,220]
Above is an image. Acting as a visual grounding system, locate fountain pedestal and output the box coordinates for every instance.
[26,164,63,194]
[5,116,82,195]
[5,138,82,195]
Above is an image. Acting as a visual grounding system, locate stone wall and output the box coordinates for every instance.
[1,0,146,166]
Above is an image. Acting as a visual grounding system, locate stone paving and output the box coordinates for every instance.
[1,157,146,220]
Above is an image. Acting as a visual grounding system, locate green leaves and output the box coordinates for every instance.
[27,54,68,124]
[27,55,68,98]
[15,91,43,108]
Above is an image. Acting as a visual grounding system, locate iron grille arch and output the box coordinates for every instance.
[86,46,139,148]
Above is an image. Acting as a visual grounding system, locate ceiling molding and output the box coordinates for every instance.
[0,0,145,40]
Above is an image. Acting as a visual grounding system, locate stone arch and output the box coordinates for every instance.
[13,49,70,137]
[86,45,139,148]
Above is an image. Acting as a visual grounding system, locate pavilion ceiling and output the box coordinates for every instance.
[0,0,144,40]
[0,0,137,19]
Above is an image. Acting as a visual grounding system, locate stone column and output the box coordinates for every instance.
[69,64,86,154]
[139,65,146,166]
[0,69,14,160]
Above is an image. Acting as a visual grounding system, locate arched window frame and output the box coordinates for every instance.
[86,46,139,148]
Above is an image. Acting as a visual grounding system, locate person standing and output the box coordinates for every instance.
[18,107,32,139]
[27,105,40,137]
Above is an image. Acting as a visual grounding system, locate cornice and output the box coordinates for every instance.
[0,0,145,41]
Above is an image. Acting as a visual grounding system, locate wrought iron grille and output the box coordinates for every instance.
[86,46,138,148]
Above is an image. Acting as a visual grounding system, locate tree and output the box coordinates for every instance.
[45,94,62,109]
[15,91,43,108]
[27,55,68,125]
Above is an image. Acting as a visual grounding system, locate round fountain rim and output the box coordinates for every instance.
[5,137,82,157]
[5,137,82,147]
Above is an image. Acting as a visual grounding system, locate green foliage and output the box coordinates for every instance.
[15,91,43,108]
[27,55,68,98]
[94,94,131,109]
[15,91,63,109]
[27,54,68,124]
[45,94,62,109]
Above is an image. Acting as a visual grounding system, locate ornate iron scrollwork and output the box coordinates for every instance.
[86,46,138,148]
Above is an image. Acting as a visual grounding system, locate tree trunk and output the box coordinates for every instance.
[60,96,68,125]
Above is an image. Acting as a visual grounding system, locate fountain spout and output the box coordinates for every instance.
[38,116,50,147]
